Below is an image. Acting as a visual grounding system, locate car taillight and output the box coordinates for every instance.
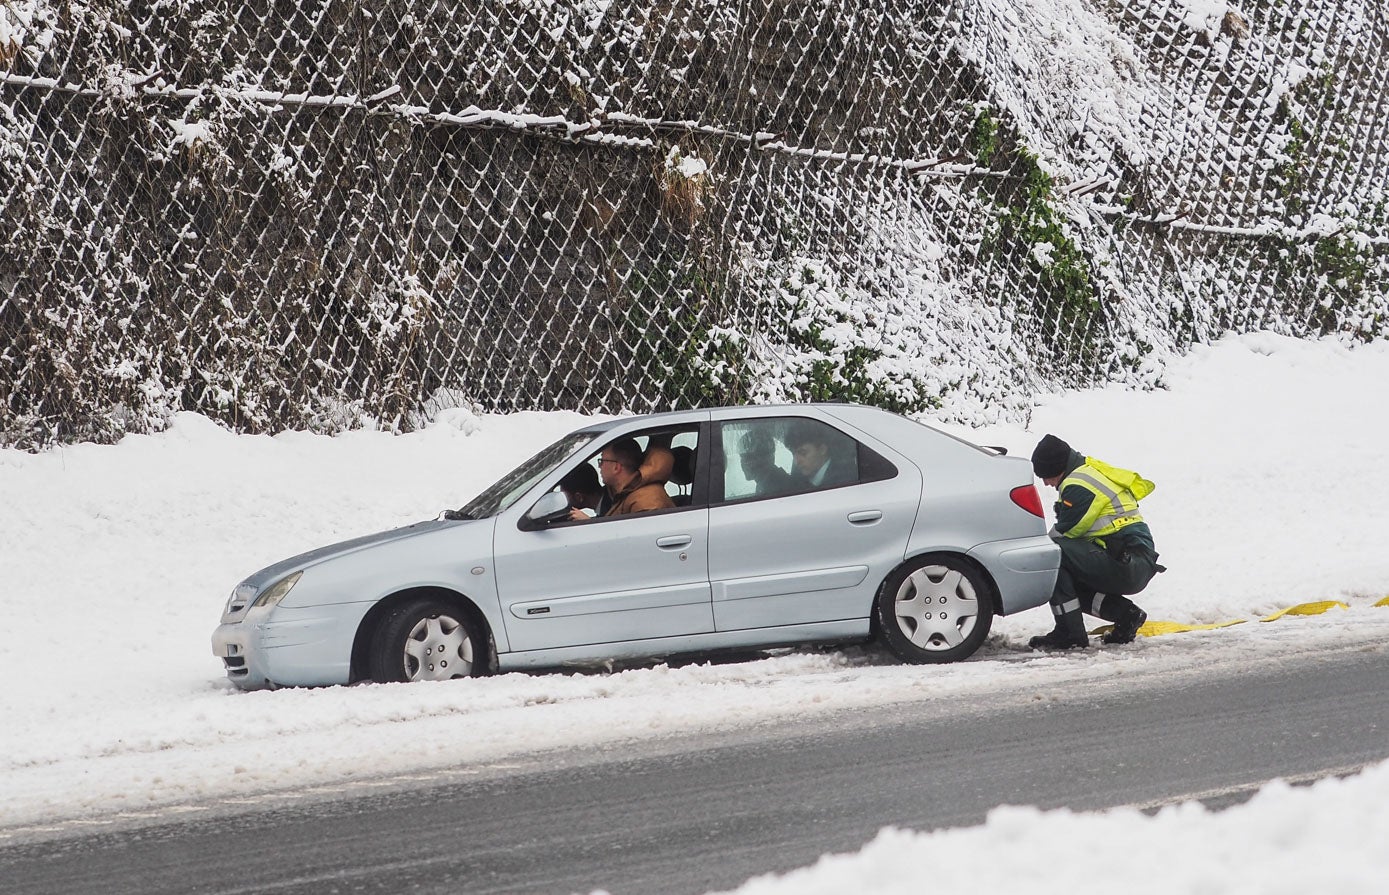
[1010,484,1045,517]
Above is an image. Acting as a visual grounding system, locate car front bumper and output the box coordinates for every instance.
[211,605,363,689]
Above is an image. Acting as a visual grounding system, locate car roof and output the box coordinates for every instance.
[571,403,881,435]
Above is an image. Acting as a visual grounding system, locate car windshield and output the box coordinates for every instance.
[451,432,596,520]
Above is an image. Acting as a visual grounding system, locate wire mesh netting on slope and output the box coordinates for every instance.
[2,0,1387,446]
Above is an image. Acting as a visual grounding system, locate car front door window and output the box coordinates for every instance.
[493,424,712,653]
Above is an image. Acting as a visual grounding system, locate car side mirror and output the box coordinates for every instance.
[522,491,571,529]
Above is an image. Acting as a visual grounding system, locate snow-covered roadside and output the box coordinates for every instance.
[7,607,1389,839]
[3,333,1389,891]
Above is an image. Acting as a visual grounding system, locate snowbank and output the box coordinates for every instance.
[716,761,1389,894]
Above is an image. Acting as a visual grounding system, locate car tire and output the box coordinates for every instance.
[876,554,994,664]
[368,596,486,684]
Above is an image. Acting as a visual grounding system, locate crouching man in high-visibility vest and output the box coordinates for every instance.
[1028,434,1166,650]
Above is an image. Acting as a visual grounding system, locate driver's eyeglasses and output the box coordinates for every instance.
[597,458,622,467]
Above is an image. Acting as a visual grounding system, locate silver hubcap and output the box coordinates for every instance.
[893,565,980,651]
[403,615,474,681]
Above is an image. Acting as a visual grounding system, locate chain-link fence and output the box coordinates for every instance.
[3,0,1387,447]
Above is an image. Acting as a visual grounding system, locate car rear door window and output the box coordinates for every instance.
[716,417,895,503]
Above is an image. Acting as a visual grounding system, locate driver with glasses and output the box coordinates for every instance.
[596,438,675,516]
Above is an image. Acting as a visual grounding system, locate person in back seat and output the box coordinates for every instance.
[786,422,855,489]
[736,429,794,497]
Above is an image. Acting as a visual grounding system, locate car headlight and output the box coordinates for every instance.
[251,571,303,609]
[223,583,258,619]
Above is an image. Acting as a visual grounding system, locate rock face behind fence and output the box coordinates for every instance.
[2,0,1386,447]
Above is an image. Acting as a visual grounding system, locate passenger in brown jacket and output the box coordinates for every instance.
[599,438,675,516]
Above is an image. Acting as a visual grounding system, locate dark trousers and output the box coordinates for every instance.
[1052,537,1157,621]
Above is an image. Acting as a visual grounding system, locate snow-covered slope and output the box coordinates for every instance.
[4,1,1386,444]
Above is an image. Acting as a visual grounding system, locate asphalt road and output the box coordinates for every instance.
[3,644,1387,895]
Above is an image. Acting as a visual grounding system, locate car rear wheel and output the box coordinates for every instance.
[876,554,993,664]
[368,597,485,683]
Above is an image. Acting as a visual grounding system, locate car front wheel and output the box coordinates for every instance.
[368,597,486,683]
[876,554,994,664]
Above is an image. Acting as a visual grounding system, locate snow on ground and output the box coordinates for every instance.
[3,332,1389,892]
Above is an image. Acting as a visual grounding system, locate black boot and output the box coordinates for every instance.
[1029,602,1088,650]
[1102,602,1148,645]
[1028,627,1089,650]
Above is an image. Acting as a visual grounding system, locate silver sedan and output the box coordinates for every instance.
[212,404,1059,689]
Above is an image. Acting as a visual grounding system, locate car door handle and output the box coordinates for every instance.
[656,535,693,549]
[847,510,883,524]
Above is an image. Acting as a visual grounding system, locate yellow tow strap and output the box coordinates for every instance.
[1089,618,1244,637]
[1091,597,1381,639]
[1260,600,1349,622]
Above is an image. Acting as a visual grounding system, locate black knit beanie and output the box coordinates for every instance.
[1031,434,1072,479]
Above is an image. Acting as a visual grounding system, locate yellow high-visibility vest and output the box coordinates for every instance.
[1060,458,1155,542]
